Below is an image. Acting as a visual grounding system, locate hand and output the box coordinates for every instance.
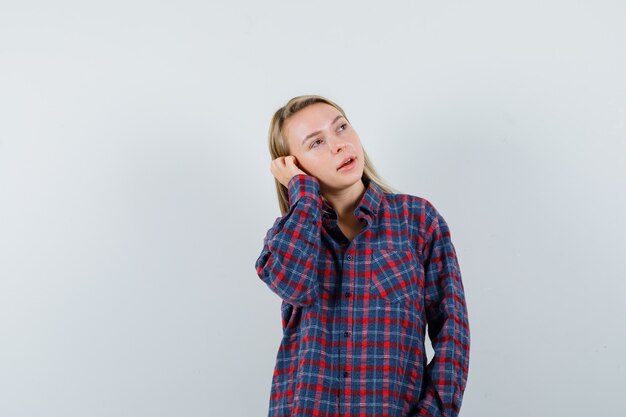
[270,155,308,188]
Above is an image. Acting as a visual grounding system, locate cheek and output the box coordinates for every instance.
[296,155,319,174]
[303,156,332,176]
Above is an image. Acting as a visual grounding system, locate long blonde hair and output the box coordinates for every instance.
[267,94,399,216]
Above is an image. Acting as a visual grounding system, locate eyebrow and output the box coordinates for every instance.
[302,115,345,145]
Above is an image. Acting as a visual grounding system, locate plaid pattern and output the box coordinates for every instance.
[255,174,470,417]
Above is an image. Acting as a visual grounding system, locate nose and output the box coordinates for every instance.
[328,135,347,153]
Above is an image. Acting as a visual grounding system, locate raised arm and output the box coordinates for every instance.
[413,202,470,417]
[254,174,324,307]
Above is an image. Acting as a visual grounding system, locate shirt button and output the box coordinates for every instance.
[346,255,352,261]
[343,371,349,378]
[344,331,350,337]
[345,292,351,298]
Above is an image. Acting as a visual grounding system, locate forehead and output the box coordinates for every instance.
[283,102,342,139]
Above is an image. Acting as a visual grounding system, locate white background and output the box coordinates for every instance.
[1,1,625,416]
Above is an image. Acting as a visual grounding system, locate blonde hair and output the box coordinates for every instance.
[267,94,400,215]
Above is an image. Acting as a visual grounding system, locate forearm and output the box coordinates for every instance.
[254,174,324,306]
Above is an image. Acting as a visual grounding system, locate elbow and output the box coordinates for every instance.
[266,270,319,307]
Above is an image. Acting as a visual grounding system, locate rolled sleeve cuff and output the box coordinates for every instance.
[287,174,322,209]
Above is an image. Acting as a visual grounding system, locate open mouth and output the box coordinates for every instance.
[337,157,356,171]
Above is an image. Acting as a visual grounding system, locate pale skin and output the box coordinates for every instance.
[269,102,368,241]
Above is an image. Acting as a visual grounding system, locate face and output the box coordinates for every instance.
[282,102,365,192]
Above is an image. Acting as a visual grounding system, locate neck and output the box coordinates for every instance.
[321,179,367,221]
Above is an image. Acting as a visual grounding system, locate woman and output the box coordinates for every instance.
[255,94,470,417]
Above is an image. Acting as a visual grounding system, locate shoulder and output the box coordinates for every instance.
[382,190,440,223]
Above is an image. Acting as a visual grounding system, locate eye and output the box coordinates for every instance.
[338,123,348,132]
[310,138,323,148]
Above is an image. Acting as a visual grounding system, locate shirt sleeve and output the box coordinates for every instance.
[413,202,470,417]
[254,174,324,307]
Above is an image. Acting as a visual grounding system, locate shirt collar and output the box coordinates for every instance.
[321,177,383,222]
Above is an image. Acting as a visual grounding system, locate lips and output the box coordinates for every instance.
[337,155,356,170]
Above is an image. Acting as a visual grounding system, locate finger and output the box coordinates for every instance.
[271,157,285,170]
[285,155,297,168]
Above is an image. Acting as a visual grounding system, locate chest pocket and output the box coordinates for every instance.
[369,249,418,303]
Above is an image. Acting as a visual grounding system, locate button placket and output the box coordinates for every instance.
[341,251,353,385]
[344,254,352,298]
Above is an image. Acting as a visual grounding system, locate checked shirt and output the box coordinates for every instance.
[255,174,470,417]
